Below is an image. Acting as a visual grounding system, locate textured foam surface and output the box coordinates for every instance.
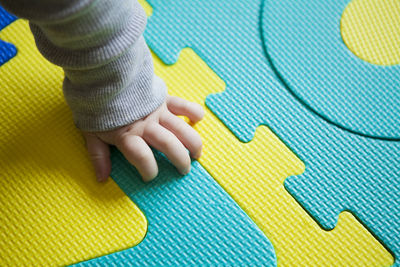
[79,149,277,266]
[153,48,393,266]
[341,0,400,66]
[0,6,16,66]
[264,0,400,139]
[1,0,398,265]
[144,0,398,265]
[263,0,400,263]
[0,19,147,266]
[79,3,277,265]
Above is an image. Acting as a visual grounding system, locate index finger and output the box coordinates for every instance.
[167,96,205,123]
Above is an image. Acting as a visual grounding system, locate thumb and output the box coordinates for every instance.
[84,133,112,182]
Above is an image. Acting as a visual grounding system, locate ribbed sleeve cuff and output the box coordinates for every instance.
[62,36,167,132]
[72,75,167,132]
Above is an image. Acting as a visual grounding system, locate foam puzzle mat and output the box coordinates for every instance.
[0,16,148,266]
[0,0,398,266]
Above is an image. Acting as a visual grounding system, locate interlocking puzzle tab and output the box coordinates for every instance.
[1,0,398,265]
[150,48,393,266]
[80,149,277,266]
[0,6,16,66]
[144,0,399,265]
[264,0,400,263]
[0,5,276,266]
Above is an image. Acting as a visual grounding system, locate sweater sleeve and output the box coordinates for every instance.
[0,0,167,131]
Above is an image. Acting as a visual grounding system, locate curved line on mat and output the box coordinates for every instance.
[259,0,400,142]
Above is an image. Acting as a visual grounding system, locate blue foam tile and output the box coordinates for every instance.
[0,5,15,30]
[0,5,17,66]
[77,149,277,266]
[143,0,400,264]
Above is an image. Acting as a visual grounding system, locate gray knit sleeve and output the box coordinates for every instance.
[0,0,166,131]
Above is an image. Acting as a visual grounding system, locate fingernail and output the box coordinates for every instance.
[193,150,202,160]
[179,166,191,175]
[96,172,107,182]
[142,171,158,183]
[142,176,154,183]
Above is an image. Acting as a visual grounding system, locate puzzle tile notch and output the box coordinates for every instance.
[144,0,399,265]
[1,6,277,266]
[263,0,400,263]
[85,46,393,266]
[157,48,393,266]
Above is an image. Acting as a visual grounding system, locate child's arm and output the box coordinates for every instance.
[0,0,204,181]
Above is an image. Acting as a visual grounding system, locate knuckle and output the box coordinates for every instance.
[159,134,175,148]
[143,123,156,136]
[135,149,152,163]
[182,100,191,113]
[117,133,134,148]
[174,119,186,132]
[89,153,105,161]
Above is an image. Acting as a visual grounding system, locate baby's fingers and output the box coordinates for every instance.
[116,134,158,182]
[160,112,203,159]
[143,123,191,175]
[167,96,204,123]
[84,133,111,182]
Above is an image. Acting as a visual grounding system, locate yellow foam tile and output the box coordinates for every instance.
[151,48,394,266]
[138,0,153,16]
[341,0,400,65]
[0,20,147,266]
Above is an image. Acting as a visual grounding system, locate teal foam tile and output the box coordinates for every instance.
[77,149,277,266]
[143,0,400,264]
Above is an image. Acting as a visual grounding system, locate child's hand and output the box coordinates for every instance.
[83,95,204,182]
